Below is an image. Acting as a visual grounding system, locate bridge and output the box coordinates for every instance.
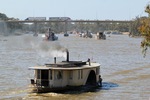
[5,20,133,23]
[2,20,133,34]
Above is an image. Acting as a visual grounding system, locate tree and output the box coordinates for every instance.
[0,12,23,33]
[138,5,150,57]
[130,17,141,36]
[0,13,8,20]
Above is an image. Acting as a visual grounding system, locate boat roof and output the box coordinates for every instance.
[29,61,100,70]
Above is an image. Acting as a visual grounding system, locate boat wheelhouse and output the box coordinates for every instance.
[29,51,102,93]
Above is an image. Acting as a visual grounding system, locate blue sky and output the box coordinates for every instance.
[0,0,149,20]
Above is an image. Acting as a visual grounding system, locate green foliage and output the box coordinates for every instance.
[145,5,150,14]
[130,17,141,36]
[0,12,22,32]
[0,13,8,20]
[138,4,150,57]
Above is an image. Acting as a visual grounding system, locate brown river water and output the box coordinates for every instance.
[0,34,150,100]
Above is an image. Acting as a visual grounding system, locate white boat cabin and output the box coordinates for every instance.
[29,51,102,93]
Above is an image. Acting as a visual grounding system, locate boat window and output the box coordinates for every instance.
[78,70,80,79]
[49,70,52,80]
[41,70,49,79]
[78,70,83,79]
[69,71,73,79]
[37,70,40,79]
[81,70,83,79]
[56,70,63,80]
[96,67,100,75]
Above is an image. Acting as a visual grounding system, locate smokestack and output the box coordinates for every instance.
[54,57,56,64]
[66,50,69,62]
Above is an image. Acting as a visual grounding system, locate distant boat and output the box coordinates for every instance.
[14,32,23,36]
[43,32,58,41]
[33,33,38,37]
[95,32,106,40]
[111,31,122,35]
[79,31,93,38]
[43,28,58,41]
[104,31,111,37]
[29,50,102,93]
[64,33,69,37]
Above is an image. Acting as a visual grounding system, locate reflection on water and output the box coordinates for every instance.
[48,82,118,94]
[0,34,150,100]
[25,82,119,100]
[101,82,119,90]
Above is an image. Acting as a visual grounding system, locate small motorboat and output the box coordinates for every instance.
[43,28,58,41]
[64,33,69,37]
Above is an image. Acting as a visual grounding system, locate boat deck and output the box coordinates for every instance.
[46,61,86,67]
[29,61,100,70]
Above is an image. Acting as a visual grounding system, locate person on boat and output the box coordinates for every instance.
[44,27,52,41]
[48,27,56,41]
[99,75,102,87]
[51,32,55,41]
[87,58,91,66]
[48,28,52,40]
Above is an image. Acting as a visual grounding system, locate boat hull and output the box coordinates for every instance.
[31,83,101,93]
